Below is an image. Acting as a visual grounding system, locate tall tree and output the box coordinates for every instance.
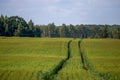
[34,25,42,37]
[47,23,56,37]
[59,24,69,37]
[28,20,34,37]
[100,25,108,38]
[40,25,48,37]
[28,20,34,31]
[112,27,120,39]
[4,16,9,36]
[68,24,76,37]
[0,15,5,36]
[8,16,28,36]
[14,23,24,36]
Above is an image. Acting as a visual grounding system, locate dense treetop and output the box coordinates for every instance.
[0,15,120,39]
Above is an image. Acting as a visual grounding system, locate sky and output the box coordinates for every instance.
[0,0,120,25]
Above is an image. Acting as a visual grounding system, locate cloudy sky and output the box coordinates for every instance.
[0,0,120,25]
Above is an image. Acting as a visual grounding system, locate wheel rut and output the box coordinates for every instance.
[42,40,72,80]
[78,40,88,70]
[78,40,105,80]
[41,39,92,80]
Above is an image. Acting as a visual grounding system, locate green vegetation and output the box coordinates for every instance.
[0,37,120,80]
[0,15,120,38]
[81,39,120,80]
[0,37,71,80]
[56,39,95,80]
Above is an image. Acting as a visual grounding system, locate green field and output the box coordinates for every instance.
[81,39,120,80]
[0,37,120,80]
[56,39,95,80]
[0,37,71,80]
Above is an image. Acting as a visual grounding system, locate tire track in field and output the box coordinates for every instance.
[79,40,105,80]
[41,40,72,80]
[78,39,88,70]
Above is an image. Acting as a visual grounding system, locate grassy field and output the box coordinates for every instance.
[56,39,95,80]
[81,39,120,80]
[0,37,120,80]
[0,37,71,80]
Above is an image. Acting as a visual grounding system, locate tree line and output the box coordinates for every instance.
[0,15,120,39]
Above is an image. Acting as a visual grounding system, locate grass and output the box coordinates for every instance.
[0,37,71,80]
[0,37,70,57]
[0,37,120,80]
[81,39,120,80]
[56,39,95,80]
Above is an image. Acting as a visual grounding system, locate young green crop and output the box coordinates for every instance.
[0,37,71,80]
[56,39,95,80]
[81,39,120,80]
[1,37,119,80]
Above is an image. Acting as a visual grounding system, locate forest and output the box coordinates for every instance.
[0,15,120,39]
